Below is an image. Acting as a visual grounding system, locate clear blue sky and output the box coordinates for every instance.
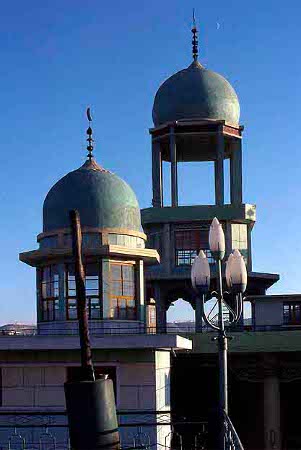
[1,0,301,324]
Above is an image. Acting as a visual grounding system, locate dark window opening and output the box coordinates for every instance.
[41,265,59,321]
[283,303,301,325]
[175,229,214,266]
[109,263,136,320]
[65,263,101,320]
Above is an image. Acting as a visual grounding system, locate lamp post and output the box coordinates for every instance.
[191,217,247,450]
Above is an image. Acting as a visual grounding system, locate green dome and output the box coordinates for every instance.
[152,61,240,127]
[43,159,141,232]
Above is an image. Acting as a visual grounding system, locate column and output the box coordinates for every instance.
[247,225,253,271]
[195,296,203,333]
[225,222,232,258]
[162,224,172,274]
[264,375,281,450]
[170,127,178,207]
[102,258,110,319]
[230,138,243,204]
[154,283,167,333]
[136,260,145,328]
[214,127,225,205]
[36,268,42,323]
[58,263,66,320]
[152,139,163,207]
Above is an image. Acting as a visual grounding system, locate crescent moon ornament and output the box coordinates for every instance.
[87,107,92,122]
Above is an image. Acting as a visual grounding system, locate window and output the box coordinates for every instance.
[175,229,214,266]
[65,263,101,320]
[109,263,136,320]
[283,303,301,325]
[41,265,59,321]
[231,224,248,263]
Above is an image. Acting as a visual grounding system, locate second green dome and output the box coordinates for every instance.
[152,61,240,127]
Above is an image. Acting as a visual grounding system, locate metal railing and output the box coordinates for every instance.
[1,323,301,337]
[0,411,208,450]
[224,412,244,450]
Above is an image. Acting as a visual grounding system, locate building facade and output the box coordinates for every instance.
[0,128,192,449]
[1,22,301,450]
[140,24,301,450]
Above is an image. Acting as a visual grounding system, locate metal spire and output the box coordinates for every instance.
[191,9,198,62]
[86,107,94,160]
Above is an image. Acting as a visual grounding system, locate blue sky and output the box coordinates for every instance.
[1,0,301,324]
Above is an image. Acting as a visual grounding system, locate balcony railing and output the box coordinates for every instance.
[1,323,301,337]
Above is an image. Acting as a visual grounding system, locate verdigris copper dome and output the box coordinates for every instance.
[152,60,240,127]
[43,159,141,232]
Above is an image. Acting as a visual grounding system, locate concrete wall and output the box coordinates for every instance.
[254,299,284,327]
[119,362,156,410]
[0,348,173,449]
[2,366,66,408]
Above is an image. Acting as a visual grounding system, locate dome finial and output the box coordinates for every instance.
[191,9,198,62]
[86,107,94,160]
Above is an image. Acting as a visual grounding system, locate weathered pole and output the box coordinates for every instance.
[69,209,95,381]
[64,209,120,450]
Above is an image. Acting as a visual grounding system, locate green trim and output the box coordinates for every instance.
[141,204,256,225]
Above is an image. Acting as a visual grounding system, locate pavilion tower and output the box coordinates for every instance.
[20,115,158,335]
[141,22,279,332]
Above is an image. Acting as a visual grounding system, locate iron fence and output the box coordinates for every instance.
[0,411,208,450]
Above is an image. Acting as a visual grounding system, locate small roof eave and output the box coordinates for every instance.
[19,245,159,267]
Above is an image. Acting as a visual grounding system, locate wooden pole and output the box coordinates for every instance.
[69,209,95,381]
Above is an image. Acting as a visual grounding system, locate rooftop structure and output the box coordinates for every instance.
[142,20,279,334]
[20,120,158,335]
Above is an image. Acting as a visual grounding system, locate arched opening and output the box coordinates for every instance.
[166,298,195,332]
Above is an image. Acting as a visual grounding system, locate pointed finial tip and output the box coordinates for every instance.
[191,10,198,61]
[87,107,92,122]
[192,8,196,27]
[86,107,94,160]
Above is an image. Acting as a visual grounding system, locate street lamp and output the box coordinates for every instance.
[191,217,247,450]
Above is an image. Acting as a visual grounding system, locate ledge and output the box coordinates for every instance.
[191,330,301,354]
[0,334,192,351]
[141,204,256,226]
[19,245,160,267]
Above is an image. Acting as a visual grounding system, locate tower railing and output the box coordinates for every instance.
[1,323,301,337]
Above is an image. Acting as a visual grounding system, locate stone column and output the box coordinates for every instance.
[152,139,163,207]
[230,139,243,205]
[264,375,281,450]
[162,224,172,274]
[247,225,252,271]
[102,258,110,319]
[58,263,66,321]
[136,260,145,328]
[170,127,178,207]
[195,296,203,333]
[154,283,167,333]
[214,127,225,205]
[36,268,42,323]
[225,221,232,258]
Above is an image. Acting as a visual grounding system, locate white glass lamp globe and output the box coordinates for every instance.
[191,250,210,294]
[226,249,247,293]
[209,217,225,260]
